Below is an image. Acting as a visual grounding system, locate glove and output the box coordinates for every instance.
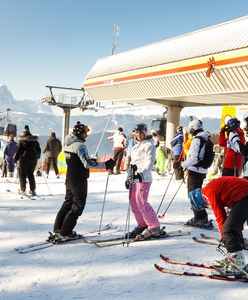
[220,125,229,134]
[173,161,182,170]
[125,173,142,189]
[130,164,137,173]
[105,159,115,170]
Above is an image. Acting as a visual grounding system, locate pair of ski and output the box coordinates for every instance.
[193,233,221,246]
[6,189,46,200]
[83,229,191,248]
[159,217,217,231]
[154,254,248,283]
[14,223,119,254]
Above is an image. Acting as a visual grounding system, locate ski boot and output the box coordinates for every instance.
[212,251,248,278]
[53,231,81,244]
[46,231,59,243]
[186,217,214,229]
[135,227,161,241]
[125,226,147,239]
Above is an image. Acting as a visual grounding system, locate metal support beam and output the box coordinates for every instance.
[166,105,182,148]
[62,107,71,146]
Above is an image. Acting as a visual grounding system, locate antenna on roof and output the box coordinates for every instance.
[112,24,120,55]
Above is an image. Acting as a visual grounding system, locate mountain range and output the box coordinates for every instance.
[0,84,221,156]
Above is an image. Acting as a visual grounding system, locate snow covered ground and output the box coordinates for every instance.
[0,171,247,300]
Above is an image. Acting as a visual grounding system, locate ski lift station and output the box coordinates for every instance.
[83,16,248,147]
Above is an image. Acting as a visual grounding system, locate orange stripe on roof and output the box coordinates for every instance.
[84,55,248,88]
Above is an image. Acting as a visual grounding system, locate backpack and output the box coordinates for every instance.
[194,136,215,169]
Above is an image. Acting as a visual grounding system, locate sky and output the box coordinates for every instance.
[0,0,248,118]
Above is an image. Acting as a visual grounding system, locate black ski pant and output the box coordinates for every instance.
[222,167,240,177]
[223,196,248,253]
[110,148,125,174]
[53,176,88,236]
[46,157,59,175]
[18,159,37,192]
[187,170,208,220]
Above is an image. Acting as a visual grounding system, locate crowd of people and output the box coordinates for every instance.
[1,115,248,277]
[106,117,248,277]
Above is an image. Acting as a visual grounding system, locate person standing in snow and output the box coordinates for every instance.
[170,126,184,180]
[14,125,41,196]
[43,132,62,178]
[125,123,160,239]
[218,118,245,177]
[189,177,248,275]
[107,127,126,175]
[173,119,211,228]
[53,121,115,240]
[3,135,17,177]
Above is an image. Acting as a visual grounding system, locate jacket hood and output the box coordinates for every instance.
[64,133,82,146]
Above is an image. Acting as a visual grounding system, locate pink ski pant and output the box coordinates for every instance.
[129,182,160,229]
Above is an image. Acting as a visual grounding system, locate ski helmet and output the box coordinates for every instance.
[188,188,207,211]
[227,118,240,131]
[73,121,89,136]
[188,119,203,134]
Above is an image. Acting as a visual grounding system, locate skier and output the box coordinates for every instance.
[52,121,115,240]
[107,127,126,175]
[3,135,17,177]
[189,176,248,275]
[43,132,62,178]
[218,118,245,176]
[174,119,211,228]
[125,123,160,239]
[170,126,184,180]
[14,125,41,196]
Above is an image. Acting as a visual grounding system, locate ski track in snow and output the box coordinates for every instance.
[0,172,247,300]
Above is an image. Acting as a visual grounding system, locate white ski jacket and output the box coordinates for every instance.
[130,138,156,182]
[181,131,210,174]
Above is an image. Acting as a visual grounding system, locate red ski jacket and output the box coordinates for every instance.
[218,128,245,171]
[201,177,248,237]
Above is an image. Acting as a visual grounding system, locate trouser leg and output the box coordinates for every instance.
[27,161,37,192]
[18,162,27,192]
[46,157,51,175]
[223,197,248,253]
[129,183,147,227]
[187,170,207,220]
[51,157,59,175]
[55,178,88,236]
[114,149,124,173]
[130,182,159,228]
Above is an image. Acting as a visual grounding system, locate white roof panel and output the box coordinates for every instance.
[86,16,248,79]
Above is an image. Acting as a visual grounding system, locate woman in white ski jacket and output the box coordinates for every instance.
[126,123,160,239]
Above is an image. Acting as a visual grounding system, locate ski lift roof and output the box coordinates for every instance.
[83,16,248,107]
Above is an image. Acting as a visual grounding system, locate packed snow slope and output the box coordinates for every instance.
[0,172,247,300]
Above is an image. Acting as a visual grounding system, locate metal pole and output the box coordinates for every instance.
[94,110,113,157]
[97,172,110,238]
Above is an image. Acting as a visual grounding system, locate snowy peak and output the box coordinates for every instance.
[0,84,53,115]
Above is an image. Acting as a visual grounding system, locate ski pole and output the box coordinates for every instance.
[123,192,131,247]
[97,172,110,238]
[156,170,174,214]
[94,110,113,157]
[41,156,53,196]
[159,173,188,218]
